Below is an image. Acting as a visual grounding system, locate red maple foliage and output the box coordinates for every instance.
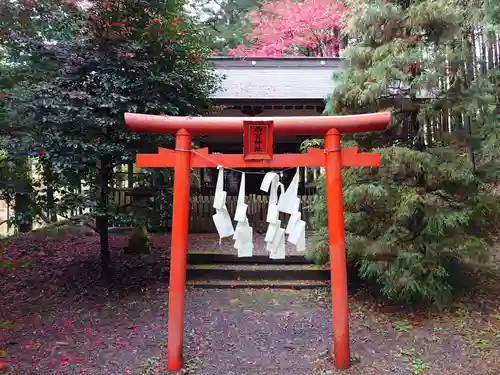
[228,0,346,57]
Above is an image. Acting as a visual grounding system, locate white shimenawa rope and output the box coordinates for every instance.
[175,148,296,175]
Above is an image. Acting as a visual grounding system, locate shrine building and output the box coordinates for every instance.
[199,56,342,198]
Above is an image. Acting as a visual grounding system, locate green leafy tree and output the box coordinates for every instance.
[309,0,500,306]
[473,0,500,181]
[0,0,79,231]
[1,0,220,268]
[188,0,263,54]
[310,144,500,306]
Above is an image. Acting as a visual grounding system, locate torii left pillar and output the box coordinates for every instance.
[167,129,192,370]
[125,112,391,371]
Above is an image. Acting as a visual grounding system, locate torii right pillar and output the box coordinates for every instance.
[325,128,350,368]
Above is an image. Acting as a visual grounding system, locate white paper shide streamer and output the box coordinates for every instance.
[260,172,286,259]
[212,166,234,241]
[212,164,306,258]
[280,168,306,252]
[233,173,253,257]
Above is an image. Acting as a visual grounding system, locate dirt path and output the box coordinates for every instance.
[1,230,499,375]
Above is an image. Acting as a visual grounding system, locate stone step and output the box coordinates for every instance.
[186,263,329,281]
[187,250,311,265]
[187,279,329,289]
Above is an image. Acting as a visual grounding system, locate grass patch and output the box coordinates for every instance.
[411,357,430,375]
[393,318,413,333]
[137,356,161,375]
[396,348,430,375]
[182,356,200,374]
[449,304,499,358]
[0,259,32,269]
[464,338,493,358]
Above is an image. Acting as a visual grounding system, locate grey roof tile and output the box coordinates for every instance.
[209,57,435,101]
[210,57,341,100]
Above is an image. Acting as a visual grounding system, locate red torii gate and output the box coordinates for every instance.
[125,112,390,371]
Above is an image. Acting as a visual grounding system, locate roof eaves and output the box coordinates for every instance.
[209,56,343,69]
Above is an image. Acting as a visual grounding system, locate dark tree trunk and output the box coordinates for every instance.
[441,108,449,134]
[487,32,494,71]
[480,31,487,75]
[15,193,32,232]
[410,110,424,151]
[464,30,476,172]
[14,159,33,232]
[44,163,57,223]
[97,155,111,271]
[299,166,306,195]
[77,172,83,215]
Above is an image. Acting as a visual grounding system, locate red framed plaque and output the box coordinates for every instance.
[243,120,274,160]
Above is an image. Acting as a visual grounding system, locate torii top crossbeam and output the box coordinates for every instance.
[125,112,391,136]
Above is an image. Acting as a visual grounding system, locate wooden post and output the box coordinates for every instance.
[300,166,306,195]
[166,129,192,371]
[199,168,205,194]
[324,128,350,369]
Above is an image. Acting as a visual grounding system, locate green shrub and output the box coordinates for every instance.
[309,145,500,307]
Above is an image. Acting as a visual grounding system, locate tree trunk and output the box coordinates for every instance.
[15,193,32,232]
[409,109,424,150]
[464,30,476,171]
[463,114,476,171]
[14,159,33,232]
[493,34,499,68]
[97,155,111,271]
[425,117,433,147]
[487,32,494,71]
[44,163,57,223]
[480,31,487,75]
[441,108,449,134]
[300,166,306,195]
[77,172,83,215]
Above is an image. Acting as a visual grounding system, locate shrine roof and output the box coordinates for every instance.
[209,57,342,101]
